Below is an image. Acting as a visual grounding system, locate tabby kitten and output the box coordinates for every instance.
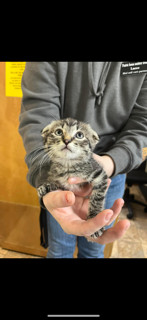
[37,118,108,239]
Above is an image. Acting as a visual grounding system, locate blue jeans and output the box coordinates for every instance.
[46,174,126,258]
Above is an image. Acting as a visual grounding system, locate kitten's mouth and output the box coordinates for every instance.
[61,146,72,152]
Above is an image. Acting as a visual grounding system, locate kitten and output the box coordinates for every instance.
[37,118,108,239]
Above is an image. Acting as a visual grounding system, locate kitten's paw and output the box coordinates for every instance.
[90,227,105,239]
[37,183,61,197]
[37,184,50,197]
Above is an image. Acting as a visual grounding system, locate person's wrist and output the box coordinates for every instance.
[101,155,115,177]
[93,154,115,177]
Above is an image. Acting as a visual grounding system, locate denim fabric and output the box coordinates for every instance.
[46,174,126,258]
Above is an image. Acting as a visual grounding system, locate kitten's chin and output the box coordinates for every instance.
[49,149,80,161]
[58,149,78,160]
[48,147,90,161]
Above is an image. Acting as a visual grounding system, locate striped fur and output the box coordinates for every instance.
[37,118,108,240]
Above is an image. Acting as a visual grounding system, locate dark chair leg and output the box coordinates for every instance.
[123,186,147,219]
[123,188,134,219]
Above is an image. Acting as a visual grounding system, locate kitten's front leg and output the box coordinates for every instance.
[87,171,108,239]
[37,183,64,198]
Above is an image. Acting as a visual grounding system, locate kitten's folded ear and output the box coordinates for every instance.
[92,132,100,142]
[89,128,100,150]
[41,124,51,137]
[41,120,57,137]
[41,129,49,138]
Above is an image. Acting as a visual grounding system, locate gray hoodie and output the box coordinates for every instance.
[19,62,147,188]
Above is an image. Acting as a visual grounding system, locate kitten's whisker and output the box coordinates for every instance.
[31,150,47,164]
[39,153,50,176]
[40,153,49,165]
[30,146,49,164]
[31,146,46,153]
[34,145,46,150]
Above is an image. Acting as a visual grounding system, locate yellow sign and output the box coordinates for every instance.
[142,148,147,161]
[5,62,26,97]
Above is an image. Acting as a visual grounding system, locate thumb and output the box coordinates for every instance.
[43,190,75,210]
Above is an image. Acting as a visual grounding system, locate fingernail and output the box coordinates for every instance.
[105,211,113,221]
[66,192,74,203]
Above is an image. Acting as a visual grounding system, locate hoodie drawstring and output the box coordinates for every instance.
[88,62,111,106]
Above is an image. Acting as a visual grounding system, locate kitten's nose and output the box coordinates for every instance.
[64,139,71,145]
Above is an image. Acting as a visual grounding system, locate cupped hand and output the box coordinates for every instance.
[43,178,130,244]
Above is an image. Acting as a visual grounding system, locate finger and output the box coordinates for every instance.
[43,190,75,210]
[74,197,90,220]
[80,209,114,237]
[68,177,92,197]
[69,177,111,187]
[107,178,111,190]
[68,180,92,198]
[105,198,124,226]
[92,219,130,245]
[63,209,113,236]
[74,184,92,197]
[68,178,111,198]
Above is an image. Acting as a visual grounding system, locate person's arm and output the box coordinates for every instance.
[19,62,61,188]
[93,154,115,177]
[99,75,147,176]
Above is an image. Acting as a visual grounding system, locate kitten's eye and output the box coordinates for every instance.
[75,131,84,139]
[55,129,63,136]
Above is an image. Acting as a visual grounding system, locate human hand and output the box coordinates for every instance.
[43,179,130,244]
[93,153,115,177]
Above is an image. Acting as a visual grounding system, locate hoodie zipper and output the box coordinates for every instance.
[88,62,111,106]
